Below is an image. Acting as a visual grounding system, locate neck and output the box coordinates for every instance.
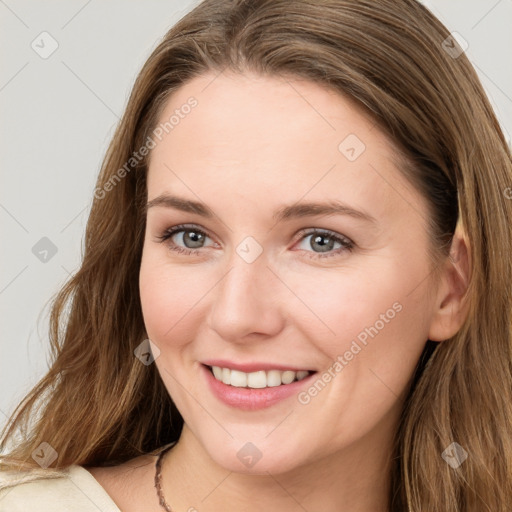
[160,422,394,512]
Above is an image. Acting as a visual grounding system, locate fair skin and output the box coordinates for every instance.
[87,71,469,511]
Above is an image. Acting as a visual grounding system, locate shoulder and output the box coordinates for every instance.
[84,443,177,511]
[85,453,161,511]
[0,465,120,512]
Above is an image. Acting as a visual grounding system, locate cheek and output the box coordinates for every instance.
[283,262,432,441]
[285,263,417,342]
[139,248,216,347]
[283,256,432,388]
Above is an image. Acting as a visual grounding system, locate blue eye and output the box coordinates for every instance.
[157,224,214,255]
[157,224,355,259]
[295,229,354,259]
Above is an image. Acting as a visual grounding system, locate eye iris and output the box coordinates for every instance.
[183,230,205,249]
[311,234,335,253]
[170,229,346,254]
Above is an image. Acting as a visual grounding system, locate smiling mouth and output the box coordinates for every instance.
[204,364,317,389]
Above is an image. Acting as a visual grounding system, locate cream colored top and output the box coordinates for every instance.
[0,465,120,511]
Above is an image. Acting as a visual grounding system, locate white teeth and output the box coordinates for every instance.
[212,366,223,381]
[210,366,312,388]
[266,370,282,387]
[281,370,296,384]
[246,370,265,388]
[230,370,247,387]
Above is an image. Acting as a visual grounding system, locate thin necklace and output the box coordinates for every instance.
[154,444,176,512]
[156,443,403,511]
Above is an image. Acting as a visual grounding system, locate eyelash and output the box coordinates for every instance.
[156,223,355,259]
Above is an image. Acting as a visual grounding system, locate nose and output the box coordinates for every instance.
[206,250,285,343]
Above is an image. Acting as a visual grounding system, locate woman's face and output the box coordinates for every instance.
[139,71,441,473]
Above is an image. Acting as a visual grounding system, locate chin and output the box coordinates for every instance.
[204,438,304,475]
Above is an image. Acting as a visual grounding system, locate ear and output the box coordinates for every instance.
[428,224,471,342]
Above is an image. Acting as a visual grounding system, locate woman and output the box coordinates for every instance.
[1,0,511,510]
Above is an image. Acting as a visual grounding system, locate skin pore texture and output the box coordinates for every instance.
[88,71,469,512]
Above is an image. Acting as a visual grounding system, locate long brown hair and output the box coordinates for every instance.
[2,1,511,510]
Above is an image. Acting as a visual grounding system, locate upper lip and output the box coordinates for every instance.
[202,359,316,373]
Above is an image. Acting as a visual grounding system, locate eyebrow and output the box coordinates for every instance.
[146,193,377,224]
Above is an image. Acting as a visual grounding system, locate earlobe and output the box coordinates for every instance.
[428,224,471,342]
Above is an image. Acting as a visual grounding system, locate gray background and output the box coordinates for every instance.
[1,0,511,436]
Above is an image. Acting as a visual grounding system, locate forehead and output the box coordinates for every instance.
[146,71,426,229]
[150,71,386,165]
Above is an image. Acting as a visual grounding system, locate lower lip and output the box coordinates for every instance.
[201,364,317,411]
